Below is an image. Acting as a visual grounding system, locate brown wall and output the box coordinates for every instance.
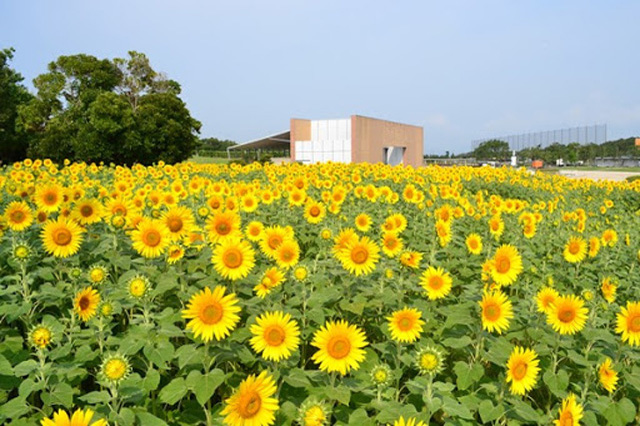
[351,115,423,167]
[290,118,311,161]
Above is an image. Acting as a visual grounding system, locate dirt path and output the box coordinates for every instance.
[558,170,640,181]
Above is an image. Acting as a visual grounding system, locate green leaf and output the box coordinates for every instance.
[442,396,473,420]
[283,368,311,388]
[12,360,37,377]
[136,411,169,426]
[0,396,29,420]
[143,340,175,369]
[349,408,373,425]
[18,379,44,397]
[175,344,201,369]
[603,398,636,425]
[0,355,13,376]
[47,383,74,408]
[441,336,473,349]
[78,391,111,404]
[511,399,541,423]
[142,368,161,392]
[328,385,351,405]
[478,399,503,423]
[543,369,569,398]
[186,369,225,406]
[158,377,187,405]
[453,362,484,391]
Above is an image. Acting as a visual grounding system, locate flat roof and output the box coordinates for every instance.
[228,130,290,151]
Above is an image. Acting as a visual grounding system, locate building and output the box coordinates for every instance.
[228,115,423,167]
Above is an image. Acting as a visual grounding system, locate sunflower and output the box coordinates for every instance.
[488,215,504,239]
[505,346,540,395]
[601,229,618,247]
[30,325,53,349]
[332,228,358,256]
[74,287,100,322]
[4,200,34,231]
[245,221,265,242]
[260,225,294,258]
[420,266,453,300]
[588,236,600,258]
[371,364,393,386]
[206,211,242,244]
[563,236,587,263]
[311,320,368,375]
[41,409,107,426]
[399,251,422,269]
[415,346,445,376]
[598,358,618,393]
[465,233,482,255]
[12,241,32,262]
[167,244,185,264]
[182,286,241,342]
[391,417,427,426]
[72,198,103,225]
[162,206,195,241]
[240,194,260,213]
[249,311,300,362]
[387,307,425,343]
[553,393,583,426]
[99,353,131,385]
[304,201,326,224]
[546,294,588,335]
[221,371,279,426]
[615,301,640,346]
[88,265,108,285]
[35,183,63,213]
[253,267,286,298]
[435,219,451,247]
[601,277,617,304]
[212,238,255,281]
[41,217,84,258]
[536,287,559,314]
[275,239,300,269]
[354,213,372,232]
[293,265,308,281]
[381,232,404,257]
[130,218,170,258]
[479,290,513,334]
[297,398,331,426]
[490,245,523,286]
[128,275,150,299]
[337,236,380,277]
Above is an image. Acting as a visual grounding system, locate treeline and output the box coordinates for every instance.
[469,138,639,163]
[0,48,202,165]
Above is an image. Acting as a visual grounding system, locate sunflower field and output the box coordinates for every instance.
[1,159,640,426]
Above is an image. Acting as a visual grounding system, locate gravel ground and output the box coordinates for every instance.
[558,170,640,181]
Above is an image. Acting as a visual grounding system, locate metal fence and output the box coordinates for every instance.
[472,124,607,151]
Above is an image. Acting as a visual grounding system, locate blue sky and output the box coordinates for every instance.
[2,1,639,154]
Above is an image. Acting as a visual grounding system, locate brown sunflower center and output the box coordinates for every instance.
[484,303,501,321]
[78,295,91,310]
[628,314,640,333]
[167,217,183,232]
[44,192,57,205]
[512,361,528,380]
[237,390,262,419]
[268,235,282,249]
[53,228,72,246]
[216,221,230,235]
[429,276,443,290]
[264,325,286,346]
[469,239,478,249]
[327,336,351,360]
[496,257,511,274]
[385,238,398,249]
[223,248,243,269]
[351,247,369,264]
[200,302,223,325]
[568,242,581,255]
[397,316,413,331]
[558,307,576,323]
[11,210,25,223]
[143,229,161,247]
[559,412,573,426]
[80,205,93,217]
[309,206,321,217]
[280,248,294,262]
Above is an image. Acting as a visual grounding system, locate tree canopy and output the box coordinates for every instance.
[17,51,201,165]
[472,139,510,160]
[0,48,33,162]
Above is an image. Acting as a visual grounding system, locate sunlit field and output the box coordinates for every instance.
[1,159,640,426]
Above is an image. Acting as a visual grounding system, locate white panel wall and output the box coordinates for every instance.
[294,119,352,164]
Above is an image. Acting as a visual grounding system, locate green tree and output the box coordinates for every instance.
[472,139,510,160]
[0,48,33,162]
[19,51,200,165]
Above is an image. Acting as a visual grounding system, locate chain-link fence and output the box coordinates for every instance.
[472,124,607,151]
